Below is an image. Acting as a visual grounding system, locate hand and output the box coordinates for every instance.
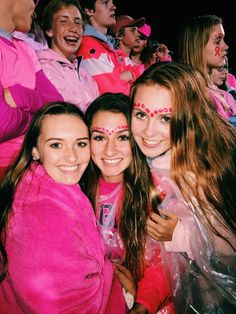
[146,210,178,241]
[4,88,16,107]
[129,303,148,313]
[120,70,134,82]
[114,263,136,297]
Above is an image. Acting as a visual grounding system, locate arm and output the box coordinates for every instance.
[8,70,63,113]
[0,83,32,142]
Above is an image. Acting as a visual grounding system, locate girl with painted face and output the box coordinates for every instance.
[178,14,236,120]
[81,93,176,314]
[130,62,236,313]
[0,102,127,313]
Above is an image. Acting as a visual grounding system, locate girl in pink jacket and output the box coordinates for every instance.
[0,102,129,313]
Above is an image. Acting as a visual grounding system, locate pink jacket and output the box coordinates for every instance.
[37,49,99,113]
[77,25,131,95]
[0,163,123,313]
[0,35,62,182]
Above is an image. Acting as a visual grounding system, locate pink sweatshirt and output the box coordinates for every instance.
[0,163,123,313]
[0,35,62,182]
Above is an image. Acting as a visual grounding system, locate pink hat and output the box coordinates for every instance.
[111,15,145,35]
[138,23,151,37]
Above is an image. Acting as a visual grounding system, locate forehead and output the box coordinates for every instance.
[40,114,87,136]
[53,5,81,19]
[133,84,172,108]
[91,111,128,126]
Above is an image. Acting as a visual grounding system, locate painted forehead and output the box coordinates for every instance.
[91,125,129,135]
[133,102,172,117]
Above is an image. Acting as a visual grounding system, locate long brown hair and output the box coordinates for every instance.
[81,93,161,283]
[130,62,236,249]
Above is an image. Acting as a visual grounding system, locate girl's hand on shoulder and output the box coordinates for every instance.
[146,210,178,241]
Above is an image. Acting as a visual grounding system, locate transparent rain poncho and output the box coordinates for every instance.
[145,167,236,314]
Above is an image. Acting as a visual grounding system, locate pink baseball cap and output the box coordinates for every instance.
[138,23,151,38]
[111,15,145,35]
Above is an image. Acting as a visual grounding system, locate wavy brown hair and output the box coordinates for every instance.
[81,93,161,283]
[130,62,236,249]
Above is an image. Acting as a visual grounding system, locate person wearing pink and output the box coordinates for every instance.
[77,0,138,95]
[110,15,145,82]
[37,0,99,113]
[0,102,130,313]
[0,0,62,182]
[82,93,176,314]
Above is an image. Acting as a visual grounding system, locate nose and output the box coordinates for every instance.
[111,1,117,10]
[143,119,158,138]
[65,147,77,163]
[104,139,116,157]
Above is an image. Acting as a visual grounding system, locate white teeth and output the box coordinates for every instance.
[103,159,121,164]
[144,139,160,145]
[60,165,78,171]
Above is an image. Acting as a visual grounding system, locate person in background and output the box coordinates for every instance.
[77,0,137,95]
[110,15,144,82]
[178,14,236,119]
[0,101,134,313]
[130,24,172,72]
[81,93,176,314]
[130,23,153,72]
[37,0,99,113]
[0,0,63,183]
[211,57,236,101]
[130,61,236,313]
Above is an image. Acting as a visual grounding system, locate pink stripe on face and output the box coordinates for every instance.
[91,125,129,135]
[134,103,172,117]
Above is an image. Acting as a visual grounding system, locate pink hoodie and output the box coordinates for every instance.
[0,163,124,313]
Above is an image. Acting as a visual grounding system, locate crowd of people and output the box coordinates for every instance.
[0,0,236,313]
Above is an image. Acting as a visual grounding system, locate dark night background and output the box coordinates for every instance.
[37,1,235,74]
[117,1,235,74]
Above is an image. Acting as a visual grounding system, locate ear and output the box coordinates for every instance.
[46,29,53,38]
[84,8,94,17]
[32,147,40,161]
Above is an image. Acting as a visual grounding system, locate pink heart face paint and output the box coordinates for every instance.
[91,125,129,135]
[134,103,172,117]
[131,84,172,158]
[90,111,132,182]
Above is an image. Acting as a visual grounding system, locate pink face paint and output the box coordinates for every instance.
[134,103,172,117]
[91,125,129,135]
[215,46,220,56]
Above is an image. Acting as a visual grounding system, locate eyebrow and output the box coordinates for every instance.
[45,137,89,142]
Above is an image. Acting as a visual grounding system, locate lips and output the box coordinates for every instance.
[102,158,122,165]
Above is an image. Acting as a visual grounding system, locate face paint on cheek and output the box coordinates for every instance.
[215,46,220,56]
[91,126,129,135]
[134,103,172,117]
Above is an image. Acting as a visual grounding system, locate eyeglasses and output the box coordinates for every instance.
[217,65,229,72]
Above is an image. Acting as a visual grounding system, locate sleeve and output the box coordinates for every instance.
[78,39,130,95]
[0,82,32,142]
[7,195,114,313]
[9,69,63,113]
[135,258,172,314]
